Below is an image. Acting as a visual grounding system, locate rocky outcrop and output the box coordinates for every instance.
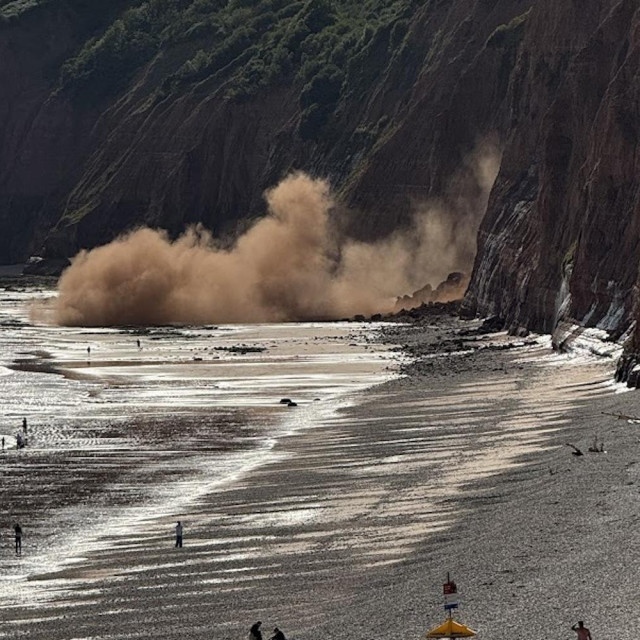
[463,0,640,345]
[395,272,467,311]
[615,354,640,387]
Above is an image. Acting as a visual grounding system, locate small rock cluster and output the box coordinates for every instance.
[614,353,640,387]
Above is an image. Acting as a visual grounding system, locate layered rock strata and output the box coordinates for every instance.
[463,0,640,348]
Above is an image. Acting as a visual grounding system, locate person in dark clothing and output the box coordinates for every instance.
[249,621,263,640]
[175,521,183,548]
[572,621,592,640]
[270,627,286,640]
[22,417,27,433]
[14,523,22,555]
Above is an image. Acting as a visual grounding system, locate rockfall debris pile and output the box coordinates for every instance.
[393,272,468,312]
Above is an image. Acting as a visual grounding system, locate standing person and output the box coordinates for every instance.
[572,621,592,640]
[14,523,22,555]
[87,346,91,358]
[270,627,286,640]
[22,417,27,433]
[175,521,183,548]
[249,621,263,640]
[1,436,5,451]
[137,339,141,349]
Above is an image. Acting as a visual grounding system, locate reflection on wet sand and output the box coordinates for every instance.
[0,287,395,616]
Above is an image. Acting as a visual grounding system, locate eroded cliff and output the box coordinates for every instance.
[0,0,530,262]
[463,0,640,343]
[2,0,639,344]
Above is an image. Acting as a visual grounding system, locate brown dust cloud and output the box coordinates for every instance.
[49,146,499,327]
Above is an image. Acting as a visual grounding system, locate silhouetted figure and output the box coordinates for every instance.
[270,627,286,640]
[14,523,22,555]
[16,433,25,449]
[175,521,183,548]
[1,436,4,451]
[566,443,583,457]
[249,621,263,640]
[137,339,141,349]
[87,346,91,357]
[22,417,27,433]
[572,621,592,640]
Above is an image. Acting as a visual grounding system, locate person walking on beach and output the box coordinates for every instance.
[572,621,592,640]
[14,523,22,555]
[22,417,27,433]
[249,621,263,640]
[1,436,4,451]
[175,521,183,548]
[270,627,286,640]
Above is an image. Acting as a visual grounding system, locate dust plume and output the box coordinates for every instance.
[49,145,500,326]
[394,142,501,308]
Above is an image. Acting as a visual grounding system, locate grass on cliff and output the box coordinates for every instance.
[0,0,45,20]
[59,0,422,138]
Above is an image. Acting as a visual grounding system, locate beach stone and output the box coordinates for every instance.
[479,315,505,333]
[627,364,640,388]
[615,353,640,386]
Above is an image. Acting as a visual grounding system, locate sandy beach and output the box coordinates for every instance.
[1,289,640,639]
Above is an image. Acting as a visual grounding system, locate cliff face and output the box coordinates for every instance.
[0,0,132,262]
[0,0,531,262]
[2,0,640,344]
[463,0,640,341]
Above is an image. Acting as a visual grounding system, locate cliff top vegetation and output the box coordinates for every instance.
[56,0,421,138]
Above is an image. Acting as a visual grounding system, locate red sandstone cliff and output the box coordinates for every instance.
[463,0,640,343]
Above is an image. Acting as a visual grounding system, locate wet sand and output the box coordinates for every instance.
[0,285,395,626]
[2,305,639,639]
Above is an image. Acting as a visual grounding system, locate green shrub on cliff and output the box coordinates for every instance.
[298,64,343,138]
[300,65,343,108]
[0,0,45,20]
[58,0,420,133]
[61,17,155,97]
